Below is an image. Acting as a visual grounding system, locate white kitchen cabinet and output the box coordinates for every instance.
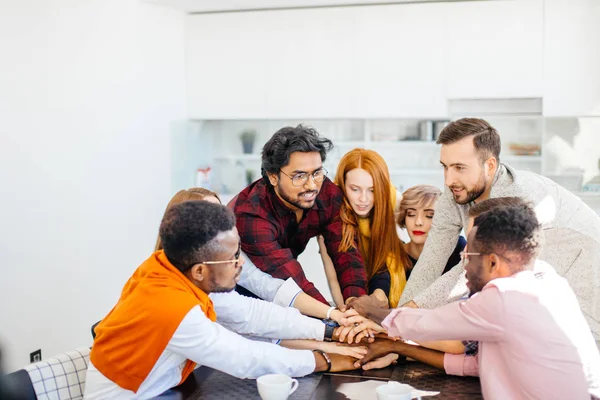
[443,0,544,99]
[354,3,448,118]
[543,0,600,116]
[186,8,360,119]
[261,7,360,119]
[186,12,271,119]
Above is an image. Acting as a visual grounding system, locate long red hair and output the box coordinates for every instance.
[335,149,410,306]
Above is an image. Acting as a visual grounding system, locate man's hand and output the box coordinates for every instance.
[402,300,419,309]
[314,352,361,372]
[360,353,400,370]
[353,339,397,368]
[346,295,383,317]
[329,353,362,372]
[346,295,393,325]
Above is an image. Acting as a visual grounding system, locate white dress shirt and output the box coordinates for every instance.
[84,287,323,399]
[236,251,303,307]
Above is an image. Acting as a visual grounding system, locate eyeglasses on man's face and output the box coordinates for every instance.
[460,251,482,266]
[190,244,242,270]
[279,168,328,187]
[460,251,512,266]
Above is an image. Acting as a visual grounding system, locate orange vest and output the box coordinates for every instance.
[90,251,217,393]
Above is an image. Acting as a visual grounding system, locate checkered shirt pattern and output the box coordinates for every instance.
[24,347,90,400]
[234,178,367,303]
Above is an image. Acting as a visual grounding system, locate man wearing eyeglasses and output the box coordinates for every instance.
[399,118,600,340]
[85,201,359,399]
[233,125,367,305]
[343,205,600,399]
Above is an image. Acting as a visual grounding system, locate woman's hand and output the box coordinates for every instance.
[320,342,368,359]
[339,313,387,343]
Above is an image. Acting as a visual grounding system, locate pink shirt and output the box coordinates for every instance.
[383,269,600,400]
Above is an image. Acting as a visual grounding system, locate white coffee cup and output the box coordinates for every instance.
[257,374,299,400]
[376,382,422,400]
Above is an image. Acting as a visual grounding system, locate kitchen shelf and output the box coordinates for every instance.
[214,154,261,161]
[389,168,441,176]
[503,155,542,162]
[336,140,440,148]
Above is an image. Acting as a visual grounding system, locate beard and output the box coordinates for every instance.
[451,171,488,205]
[276,182,318,210]
[467,273,486,297]
[209,268,241,293]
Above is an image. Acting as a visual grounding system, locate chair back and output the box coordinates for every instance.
[23,347,90,399]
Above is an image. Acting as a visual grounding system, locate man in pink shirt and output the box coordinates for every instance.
[344,204,600,399]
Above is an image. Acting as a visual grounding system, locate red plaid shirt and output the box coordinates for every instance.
[233,178,367,304]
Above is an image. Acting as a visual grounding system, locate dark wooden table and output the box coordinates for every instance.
[158,360,482,399]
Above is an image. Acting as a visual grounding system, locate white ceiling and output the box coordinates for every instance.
[143,0,465,13]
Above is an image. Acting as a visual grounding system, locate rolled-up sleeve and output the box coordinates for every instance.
[273,278,303,308]
[168,306,316,379]
[236,252,284,302]
[444,353,479,377]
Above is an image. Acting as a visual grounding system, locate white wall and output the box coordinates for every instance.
[0,0,186,372]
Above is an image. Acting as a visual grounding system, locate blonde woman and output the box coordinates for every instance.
[398,185,465,276]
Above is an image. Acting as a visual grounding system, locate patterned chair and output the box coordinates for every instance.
[2,347,90,400]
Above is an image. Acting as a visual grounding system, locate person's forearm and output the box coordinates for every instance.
[293,292,342,322]
[319,237,345,308]
[366,307,393,326]
[371,289,389,306]
[417,340,465,354]
[391,341,445,370]
[281,339,324,351]
[412,263,468,309]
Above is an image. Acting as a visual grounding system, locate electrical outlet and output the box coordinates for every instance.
[30,349,42,363]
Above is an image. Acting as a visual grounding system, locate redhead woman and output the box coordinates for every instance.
[320,149,409,309]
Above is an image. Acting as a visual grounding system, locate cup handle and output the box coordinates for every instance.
[289,379,299,395]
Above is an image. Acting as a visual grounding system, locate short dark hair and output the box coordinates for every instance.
[469,197,530,219]
[159,201,236,272]
[437,118,501,163]
[473,205,541,269]
[261,124,333,183]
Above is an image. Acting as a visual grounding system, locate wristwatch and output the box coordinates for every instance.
[322,318,339,342]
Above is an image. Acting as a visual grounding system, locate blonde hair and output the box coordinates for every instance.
[335,148,411,308]
[397,185,442,228]
[154,188,221,251]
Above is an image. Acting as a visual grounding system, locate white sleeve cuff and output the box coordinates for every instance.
[273,278,303,308]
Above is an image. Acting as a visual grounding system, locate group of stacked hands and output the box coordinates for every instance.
[85,119,600,400]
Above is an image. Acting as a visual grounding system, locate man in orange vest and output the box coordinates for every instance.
[85,201,358,399]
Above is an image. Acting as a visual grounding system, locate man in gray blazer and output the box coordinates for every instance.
[399,118,600,338]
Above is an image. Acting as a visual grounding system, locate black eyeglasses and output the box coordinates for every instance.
[279,168,328,187]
